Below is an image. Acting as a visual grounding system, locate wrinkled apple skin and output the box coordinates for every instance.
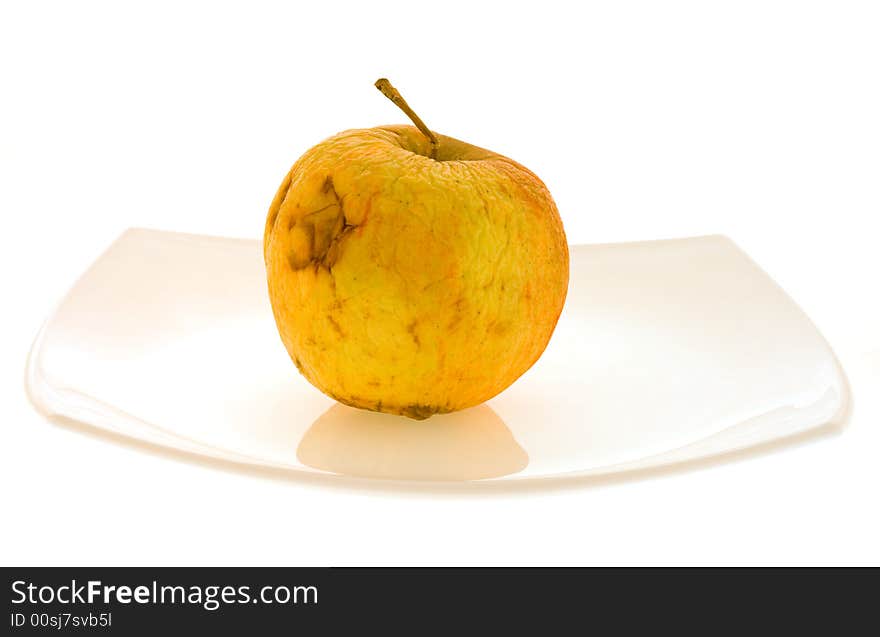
[264,125,568,419]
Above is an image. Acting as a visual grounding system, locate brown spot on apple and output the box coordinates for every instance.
[327,315,345,338]
[406,319,420,347]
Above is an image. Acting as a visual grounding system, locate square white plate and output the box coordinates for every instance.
[26,229,849,484]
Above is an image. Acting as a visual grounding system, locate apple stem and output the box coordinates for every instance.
[375,78,438,159]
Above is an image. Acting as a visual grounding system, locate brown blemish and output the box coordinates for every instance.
[401,404,446,420]
[289,202,338,230]
[327,393,450,421]
[329,393,365,411]
[327,315,345,338]
[492,321,509,335]
[286,177,359,273]
[322,222,356,269]
[406,319,420,347]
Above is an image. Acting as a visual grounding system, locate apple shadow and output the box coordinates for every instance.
[37,410,848,496]
[296,403,529,481]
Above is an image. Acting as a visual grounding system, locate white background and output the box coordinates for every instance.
[2,1,878,565]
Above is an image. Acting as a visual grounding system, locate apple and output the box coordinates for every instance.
[264,79,568,419]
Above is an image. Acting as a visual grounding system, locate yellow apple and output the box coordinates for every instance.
[264,80,568,419]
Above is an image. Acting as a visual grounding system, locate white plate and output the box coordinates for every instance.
[26,229,849,484]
